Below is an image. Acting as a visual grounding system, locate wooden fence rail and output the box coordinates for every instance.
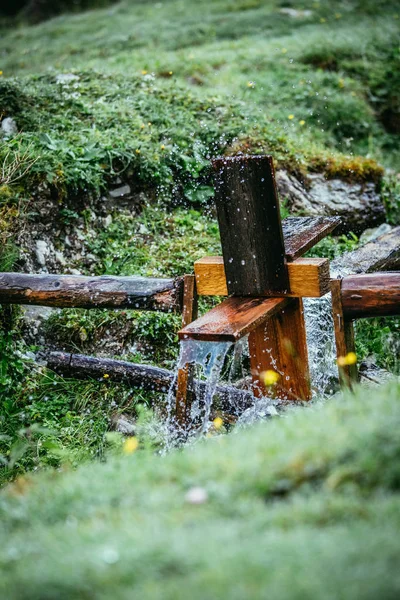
[0,273,183,312]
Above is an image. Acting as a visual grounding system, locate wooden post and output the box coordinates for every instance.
[212,155,289,296]
[175,275,198,429]
[331,279,358,388]
[248,298,311,401]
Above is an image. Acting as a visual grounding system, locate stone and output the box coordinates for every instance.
[1,117,18,137]
[103,215,113,228]
[331,225,400,276]
[109,185,131,199]
[35,240,50,266]
[55,251,67,266]
[276,170,386,234]
[113,415,136,435]
[359,223,392,244]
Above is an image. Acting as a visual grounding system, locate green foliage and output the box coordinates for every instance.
[356,317,400,374]
[305,232,359,260]
[0,382,400,598]
[381,174,400,225]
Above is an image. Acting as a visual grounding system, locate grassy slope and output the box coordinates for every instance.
[1,381,400,599]
[0,0,399,482]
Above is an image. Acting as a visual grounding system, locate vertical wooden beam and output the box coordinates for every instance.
[175,275,198,428]
[331,279,358,388]
[248,298,311,401]
[212,155,289,296]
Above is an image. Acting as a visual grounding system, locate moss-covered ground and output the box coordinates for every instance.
[0,0,399,494]
[1,381,400,598]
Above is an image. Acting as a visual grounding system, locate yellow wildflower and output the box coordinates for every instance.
[141,70,148,75]
[247,81,255,88]
[338,78,345,88]
[213,417,224,430]
[0,71,3,76]
[140,123,145,129]
[337,352,357,367]
[136,149,141,154]
[281,48,287,54]
[288,114,295,120]
[103,374,109,379]
[262,370,280,386]
[160,144,165,150]
[169,71,173,75]
[123,437,139,454]
[299,119,306,126]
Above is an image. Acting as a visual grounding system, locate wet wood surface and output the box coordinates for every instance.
[331,279,358,387]
[213,155,289,296]
[341,272,400,319]
[176,274,199,427]
[47,352,255,413]
[179,295,289,342]
[282,216,340,260]
[248,298,311,401]
[0,273,183,312]
[194,256,331,298]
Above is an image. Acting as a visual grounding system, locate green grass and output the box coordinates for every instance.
[0,0,399,488]
[0,381,399,599]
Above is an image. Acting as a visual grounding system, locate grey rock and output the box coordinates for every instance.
[359,223,392,244]
[276,170,385,234]
[103,214,113,228]
[331,225,400,277]
[35,240,50,266]
[114,415,136,435]
[55,251,67,266]
[1,117,18,137]
[109,185,131,199]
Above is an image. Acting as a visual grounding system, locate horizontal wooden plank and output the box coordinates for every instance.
[0,273,183,312]
[194,256,330,298]
[341,272,400,319]
[282,216,340,260]
[179,296,289,342]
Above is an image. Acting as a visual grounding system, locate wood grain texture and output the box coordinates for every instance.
[179,296,289,342]
[47,352,255,413]
[248,298,311,401]
[0,273,183,312]
[194,256,330,298]
[282,216,340,260]
[331,279,358,387]
[341,272,400,319]
[176,274,199,428]
[212,155,289,296]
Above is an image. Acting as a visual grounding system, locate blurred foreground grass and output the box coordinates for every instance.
[1,380,400,599]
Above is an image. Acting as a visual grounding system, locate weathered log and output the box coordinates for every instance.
[341,272,400,319]
[331,279,358,388]
[212,155,289,295]
[176,274,199,427]
[179,296,289,343]
[331,226,400,276]
[47,352,255,413]
[0,273,183,312]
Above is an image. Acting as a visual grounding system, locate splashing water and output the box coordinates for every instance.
[164,340,232,447]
